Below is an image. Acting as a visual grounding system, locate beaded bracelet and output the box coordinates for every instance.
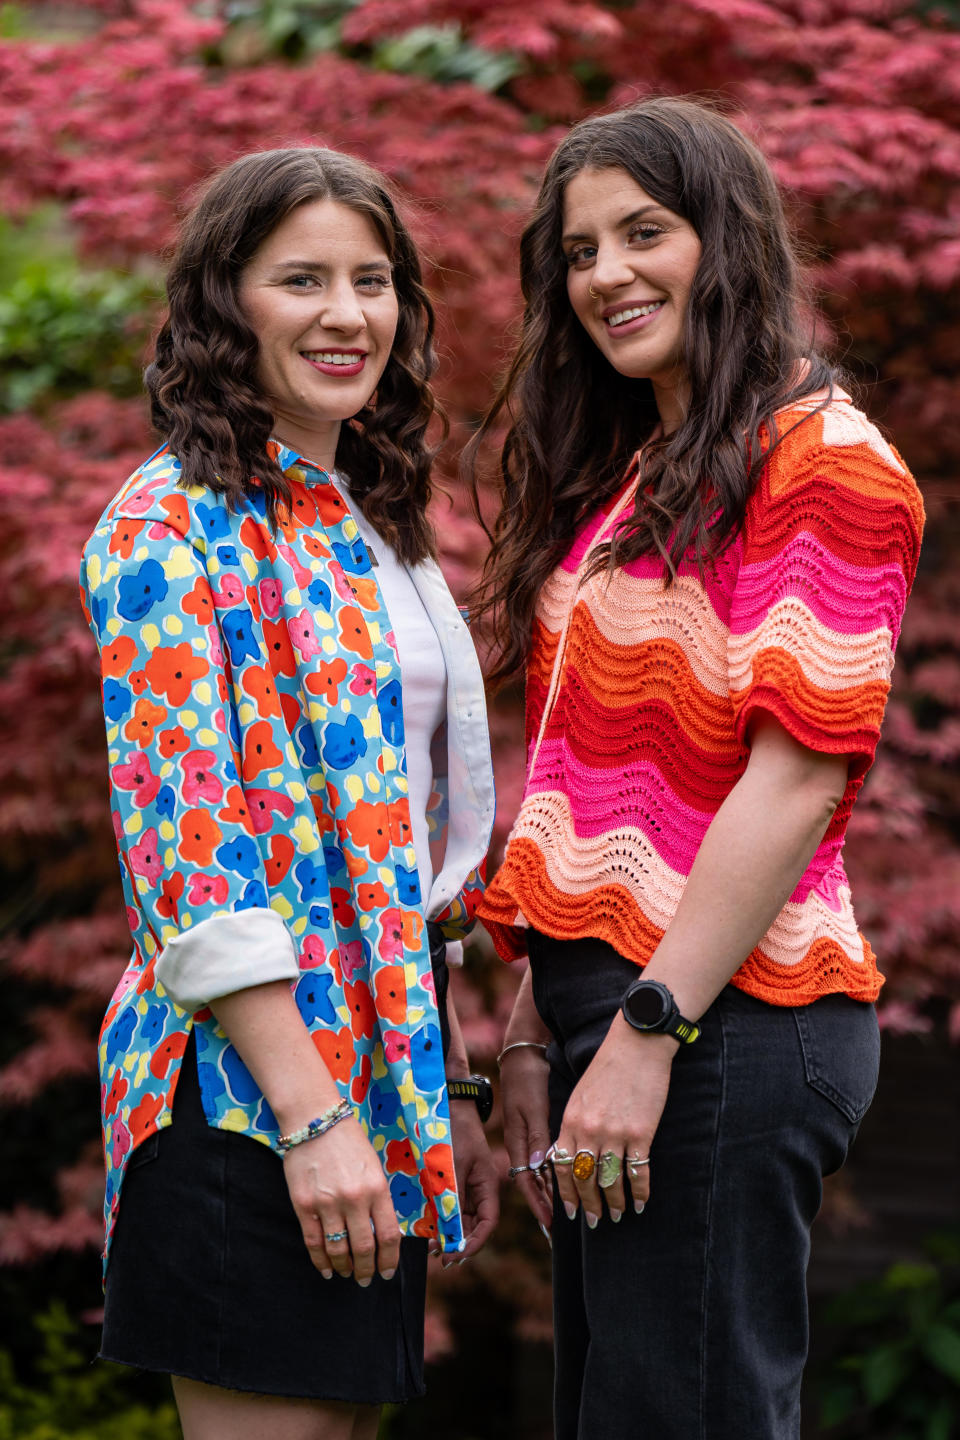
[496,1040,549,1068]
[276,1098,352,1154]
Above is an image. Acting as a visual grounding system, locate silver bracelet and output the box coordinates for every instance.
[276,1098,352,1154]
[496,1040,549,1068]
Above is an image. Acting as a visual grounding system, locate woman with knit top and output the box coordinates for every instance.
[472,97,923,1439]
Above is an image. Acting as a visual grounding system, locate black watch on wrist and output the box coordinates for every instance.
[447,1074,494,1123]
[621,979,701,1045]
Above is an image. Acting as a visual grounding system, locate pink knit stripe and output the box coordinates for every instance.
[731,536,909,637]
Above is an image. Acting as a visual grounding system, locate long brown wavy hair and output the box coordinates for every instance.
[468,96,839,683]
[146,147,441,564]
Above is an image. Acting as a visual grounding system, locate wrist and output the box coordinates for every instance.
[610,1012,681,1061]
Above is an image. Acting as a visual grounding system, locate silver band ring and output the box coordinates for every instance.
[627,1154,651,1167]
[547,1144,574,1167]
[508,1164,532,1178]
[324,1229,349,1243]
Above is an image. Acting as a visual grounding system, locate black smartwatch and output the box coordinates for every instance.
[621,979,701,1045]
[447,1074,494,1123]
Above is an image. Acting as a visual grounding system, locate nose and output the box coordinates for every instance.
[319,276,366,333]
[589,241,635,296]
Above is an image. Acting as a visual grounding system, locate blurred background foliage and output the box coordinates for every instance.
[0,0,958,1433]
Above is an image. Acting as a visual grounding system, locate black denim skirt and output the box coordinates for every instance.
[100,926,451,1402]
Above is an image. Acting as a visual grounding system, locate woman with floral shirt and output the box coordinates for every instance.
[80,146,496,1438]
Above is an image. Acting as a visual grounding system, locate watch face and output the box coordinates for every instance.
[626,983,668,1028]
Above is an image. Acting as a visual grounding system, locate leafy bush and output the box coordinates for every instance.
[0,1304,179,1439]
[0,211,158,414]
[814,1233,960,1438]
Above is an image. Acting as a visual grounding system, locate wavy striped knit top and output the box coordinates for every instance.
[478,391,924,1005]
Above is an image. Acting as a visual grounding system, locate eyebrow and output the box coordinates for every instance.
[561,204,666,246]
[269,259,392,273]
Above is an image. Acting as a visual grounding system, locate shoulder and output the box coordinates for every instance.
[747,390,924,568]
[767,390,921,515]
[83,446,252,560]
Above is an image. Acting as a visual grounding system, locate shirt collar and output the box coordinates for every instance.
[267,437,332,479]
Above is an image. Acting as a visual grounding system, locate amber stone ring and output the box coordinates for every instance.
[572,1149,597,1182]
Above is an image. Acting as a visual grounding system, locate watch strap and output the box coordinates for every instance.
[447,1075,494,1123]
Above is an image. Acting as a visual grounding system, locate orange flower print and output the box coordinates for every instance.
[218,784,255,832]
[239,515,274,562]
[158,725,190,758]
[242,720,283,780]
[314,483,347,526]
[288,486,317,529]
[150,1030,189,1079]
[351,1051,372,1104]
[128,1091,163,1143]
[313,1025,355,1085]
[157,872,185,922]
[178,807,223,866]
[351,574,379,611]
[374,964,406,1024]
[128,670,149,695]
[181,578,215,623]
[385,1138,419,1176]
[401,910,424,952]
[124,697,168,746]
[343,800,391,861]
[358,880,390,912]
[389,806,413,847]
[412,1214,438,1240]
[241,664,282,719]
[108,519,145,559]
[338,605,373,660]
[144,643,209,706]
[265,833,295,885]
[302,533,332,560]
[101,634,138,678]
[305,657,348,706]
[262,618,297,678]
[423,1143,456,1197]
[345,979,376,1040]
[159,492,190,532]
[330,888,356,929]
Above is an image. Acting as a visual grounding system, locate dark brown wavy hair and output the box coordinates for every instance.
[146,147,441,564]
[468,96,839,683]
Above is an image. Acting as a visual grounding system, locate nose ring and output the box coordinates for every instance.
[589,284,599,299]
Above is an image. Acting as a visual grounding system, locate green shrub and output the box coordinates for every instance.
[814,1232,960,1438]
[0,210,158,413]
[0,1304,179,1440]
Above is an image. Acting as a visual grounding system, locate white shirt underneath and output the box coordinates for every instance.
[332,475,447,905]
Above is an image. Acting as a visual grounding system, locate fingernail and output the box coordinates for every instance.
[382,1268,396,1281]
[635,1199,646,1215]
[585,1212,599,1229]
[564,1202,577,1221]
[529,1150,544,1169]
[610,1209,623,1223]
[357,1276,372,1288]
[321,1269,333,1279]
[539,1222,553,1250]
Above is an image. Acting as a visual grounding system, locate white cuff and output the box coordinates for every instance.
[445,940,464,969]
[155,909,299,1012]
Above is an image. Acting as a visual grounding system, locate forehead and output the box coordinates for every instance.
[562,166,662,228]
[252,197,389,264]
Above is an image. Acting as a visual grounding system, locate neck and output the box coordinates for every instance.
[270,415,341,472]
[651,372,690,436]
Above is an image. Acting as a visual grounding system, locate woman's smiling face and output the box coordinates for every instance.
[562,166,702,431]
[238,197,399,468]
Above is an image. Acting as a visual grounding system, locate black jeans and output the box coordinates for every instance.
[528,932,880,1440]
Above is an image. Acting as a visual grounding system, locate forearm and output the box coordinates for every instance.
[644,726,847,1025]
[210,981,341,1135]
[503,965,552,1048]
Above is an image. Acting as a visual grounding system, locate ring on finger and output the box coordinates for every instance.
[324,1228,349,1243]
[598,1150,622,1188]
[508,1164,532,1178]
[547,1144,574,1167]
[572,1149,596,1182]
[627,1153,651,1167]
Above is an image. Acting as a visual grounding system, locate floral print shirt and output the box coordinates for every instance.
[79,442,495,1266]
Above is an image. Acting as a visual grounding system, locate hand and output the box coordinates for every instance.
[501,1047,553,1232]
[282,1118,401,1285]
[552,1015,677,1226]
[443,1100,499,1265]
